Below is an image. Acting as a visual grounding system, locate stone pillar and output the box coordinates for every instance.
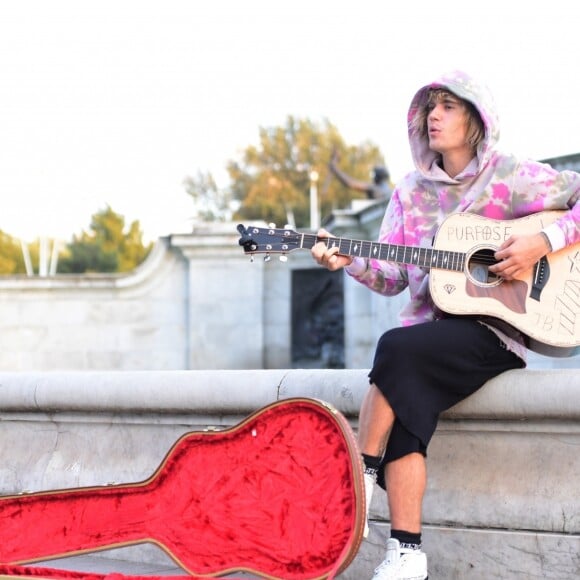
[170,222,266,369]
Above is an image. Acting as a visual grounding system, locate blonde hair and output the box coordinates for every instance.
[412,88,485,149]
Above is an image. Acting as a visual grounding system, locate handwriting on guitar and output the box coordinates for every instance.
[443,224,512,243]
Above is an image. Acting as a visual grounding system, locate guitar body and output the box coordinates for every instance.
[0,398,365,580]
[430,212,580,355]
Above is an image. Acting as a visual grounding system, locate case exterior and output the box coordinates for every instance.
[0,398,365,580]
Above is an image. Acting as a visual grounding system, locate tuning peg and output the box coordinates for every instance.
[249,256,254,263]
[268,223,276,229]
[264,254,271,262]
[279,255,288,262]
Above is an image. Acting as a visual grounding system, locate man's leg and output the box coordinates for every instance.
[360,390,428,579]
[357,383,395,538]
[358,383,395,456]
[386,452,426,533]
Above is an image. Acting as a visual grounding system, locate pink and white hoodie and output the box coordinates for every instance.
[345,70,580,360]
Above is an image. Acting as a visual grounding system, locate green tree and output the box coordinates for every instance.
[0,230,45,275]
[58,206,152,274]
[228,115,386,228]
[0,231,27,274]
[0,232,45,275]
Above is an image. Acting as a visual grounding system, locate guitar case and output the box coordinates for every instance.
[0,398,365,580]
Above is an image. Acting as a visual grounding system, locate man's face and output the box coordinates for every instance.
[426,92,470,157]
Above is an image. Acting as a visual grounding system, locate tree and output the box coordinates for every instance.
[183,170,234,222]
[0,231,32,274]
[58,206,152,274]
[228,115,387,228]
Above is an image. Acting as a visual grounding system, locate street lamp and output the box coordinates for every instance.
[309,170,319,231]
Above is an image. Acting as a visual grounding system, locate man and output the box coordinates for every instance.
[311,70,579,579]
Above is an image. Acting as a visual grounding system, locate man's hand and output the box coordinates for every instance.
[489,233,551,280]
[311,228,354,271]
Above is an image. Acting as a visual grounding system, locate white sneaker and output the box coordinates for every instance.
[363,471,375,538]
[371,538,428,579]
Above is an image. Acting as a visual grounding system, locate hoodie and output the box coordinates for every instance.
[346,70,580,361]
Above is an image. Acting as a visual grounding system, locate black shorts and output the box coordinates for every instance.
[368,318,524,488]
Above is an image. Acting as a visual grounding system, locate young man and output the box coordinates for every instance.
[311,71,579,579]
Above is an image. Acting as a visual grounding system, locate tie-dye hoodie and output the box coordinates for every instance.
[345,70,580,360]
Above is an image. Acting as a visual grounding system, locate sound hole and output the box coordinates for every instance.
[468,248,501,285]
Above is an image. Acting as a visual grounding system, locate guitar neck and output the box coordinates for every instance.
[301,233,466,272]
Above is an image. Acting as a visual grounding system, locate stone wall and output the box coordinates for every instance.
[0,369,578,579]
[0,218,576,372]
[0,224,267,372]
[0,239,189,370]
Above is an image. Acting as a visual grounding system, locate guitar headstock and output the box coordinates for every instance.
[237,224,303,259]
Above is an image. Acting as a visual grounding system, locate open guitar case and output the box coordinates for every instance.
[0,398,365,580]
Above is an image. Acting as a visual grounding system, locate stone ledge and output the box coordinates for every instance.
[0,368,577,419]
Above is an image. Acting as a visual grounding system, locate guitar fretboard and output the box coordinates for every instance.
[300,233,466,272]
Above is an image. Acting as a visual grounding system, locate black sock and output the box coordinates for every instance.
[362,453,382,478]
[390,529,422,550]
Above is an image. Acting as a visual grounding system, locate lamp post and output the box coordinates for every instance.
[309,169,319,231]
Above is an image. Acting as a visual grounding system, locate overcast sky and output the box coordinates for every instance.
[1,0,579,241]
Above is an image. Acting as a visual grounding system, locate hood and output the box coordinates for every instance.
[407,70,499,182]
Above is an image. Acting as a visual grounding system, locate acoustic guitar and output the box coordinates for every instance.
[238,211,580,357]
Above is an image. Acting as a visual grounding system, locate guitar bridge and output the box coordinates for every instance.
[530,256,550,302]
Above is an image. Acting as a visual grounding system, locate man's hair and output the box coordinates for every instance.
[412,88,485,149]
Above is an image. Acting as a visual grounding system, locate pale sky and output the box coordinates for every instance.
[1,0,579,242]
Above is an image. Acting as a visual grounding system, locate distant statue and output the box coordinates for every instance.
[328,150,392,201]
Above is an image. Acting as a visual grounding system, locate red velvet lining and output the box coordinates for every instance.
[0,399,363,579]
